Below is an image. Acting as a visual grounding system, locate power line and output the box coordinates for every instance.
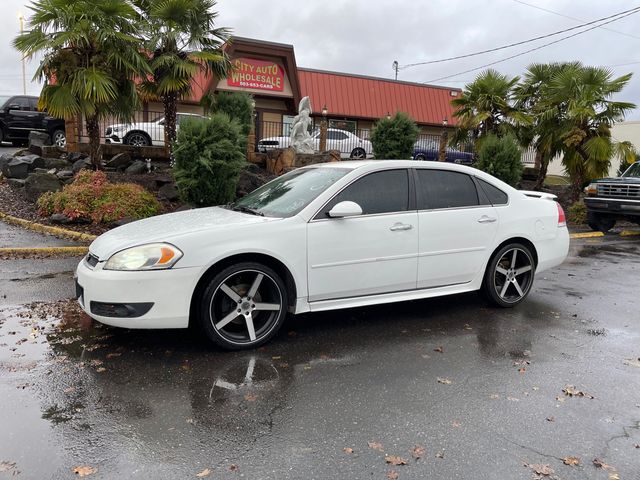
[401,5,640,70]
[509,0,640,41]
[424,7,640,84]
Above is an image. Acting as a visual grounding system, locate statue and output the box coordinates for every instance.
[290,96,314,154]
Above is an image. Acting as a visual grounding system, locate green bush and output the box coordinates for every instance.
[567,201,587,225]
[173,113,246,206]
[370,112,419,159]
[214,92,253,137]
[476,134,523,187]
[37,170,161,224]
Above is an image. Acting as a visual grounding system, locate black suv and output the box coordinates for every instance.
[0,95,66,147]
[584,162,640,232]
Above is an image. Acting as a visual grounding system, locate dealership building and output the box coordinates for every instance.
[149,37,461,141]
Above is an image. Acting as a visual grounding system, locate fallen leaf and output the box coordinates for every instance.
[563,456,580,466]
[412,445,426,459]
[0,461,17,472]
[186,418,195,424]
[562,385,594,399]
[546,416,555,422]
[73,465,97,476]
[64,387,76,394]
[555,396,566,403]
[368,441,384,452]
[343,447,354,454]
[244,393,257,402]
[228,464,238,471]
[634,444,639,449]
[609,473,620,480]
[196,468,212,477]
[386,470,399,480]
[507,396,519,402]
[106,353,121,359]
[435,451,444,459]
[463,324,472,330]
[525,463,554,476]
[385,455,407,466]
[95,367,106,373]
[271,356,281,360]
[623,358,640,368]
[593,458,616,471]
[490,394,500,399]
[452,421,461,428]
[433,346,444,353]
[437,377,452,385]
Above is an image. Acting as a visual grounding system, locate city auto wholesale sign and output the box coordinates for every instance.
[228,58,285,92]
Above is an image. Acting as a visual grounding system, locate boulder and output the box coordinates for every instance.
[72,158,91,173]
[43,157,72,170]
[2,158,30,179]
[68,152,88,163]
[125,160,147,174]
[154,175,174,187]
[0,153,13,172]
[6,178,26,188]
[158,183,179,201]
[19,154,46,171]
[28,131,51,155]
[24,172,63,202]
[105,153,132,170]
[13,148,30,157]
[56,170,74,180]
[50,213,72,224]
[40,145,67,159]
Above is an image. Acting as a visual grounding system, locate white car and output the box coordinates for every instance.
[75,160,569,350]
[258,128,373,159]
[105,113,206,147]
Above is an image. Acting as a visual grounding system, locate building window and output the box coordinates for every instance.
[283,115,295,136]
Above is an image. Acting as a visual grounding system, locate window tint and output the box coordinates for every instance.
[417,170,478,209]
[328,131,348,140]
[10,97,30,111]
[322,169,409,217]
[28,97,39,111]
[476,178,508,205]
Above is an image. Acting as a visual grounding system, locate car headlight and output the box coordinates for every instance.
[585,183,598,196]
[104,243,183,271]
[111,126,122,133]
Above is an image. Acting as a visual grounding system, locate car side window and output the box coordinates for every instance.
[28,98,39,111]
[327,131,348,140]
[476,178,509,205]
[319,169,410,218]
[10,97,30,111]
[416,169,479,210]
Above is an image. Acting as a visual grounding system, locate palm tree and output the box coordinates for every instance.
[543,63,636,200]
[134,0,230,155]
[451,69,530,149]
[13,0,149,167]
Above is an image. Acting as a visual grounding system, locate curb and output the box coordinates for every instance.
[0,246,88,257]
[0,211,97,243]
[569,231,604,239]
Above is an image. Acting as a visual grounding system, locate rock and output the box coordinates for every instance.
[125,160,147,174]
[246,163,262,174]
[106,153,132,170]
[24,172,63,202]
[19,154,46,171]
[6,178,26,188]
[112,217,135,227]
[72,158,91,173]
[175,204,195,212]
[13,148,30,157]
[154,175,173,187]
[236,169,273,197]
[0,153,13,172]
[2,158,29,179]
[50,213,72,224]
[68,152,88,163]
[40,145,67,159]
[158,183,179,201]
[56,170,74,179]
[28,131,51,155]
[43,157,71,170]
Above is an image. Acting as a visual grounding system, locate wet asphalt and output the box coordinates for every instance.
[0,232,639,479]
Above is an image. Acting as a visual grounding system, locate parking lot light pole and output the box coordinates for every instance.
[438,117,448,162]
[319,104,328,152]
[18,12,26,95]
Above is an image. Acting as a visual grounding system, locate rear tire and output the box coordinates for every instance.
[414,153,427,161]
[587,211,615,233]
[350,147,366,159]
[197,262,288,350]
[482,243,535,308]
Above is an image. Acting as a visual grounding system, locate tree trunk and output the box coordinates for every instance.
[438,130,448,162]
[570,173,583,203]
[163,92,178,158]
[533,151,548,191]
[85,114,102,169]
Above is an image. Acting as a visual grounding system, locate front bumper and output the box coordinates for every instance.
[75,257,201,329]
[584,197,640,216]
[105,135,123,145]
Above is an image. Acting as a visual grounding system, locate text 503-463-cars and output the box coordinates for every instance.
[75,160,569,350]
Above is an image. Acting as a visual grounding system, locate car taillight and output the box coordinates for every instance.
[557,202,566,227]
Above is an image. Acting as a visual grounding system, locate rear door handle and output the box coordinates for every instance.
[477,216,497,224]
[390,223,413,231]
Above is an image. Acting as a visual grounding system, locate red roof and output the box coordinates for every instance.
[298,68,460,126]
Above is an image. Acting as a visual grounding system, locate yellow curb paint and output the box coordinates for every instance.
[0,211,96,243]
[620,230,640,237]
[0,246,88,256]
[569,231,604,239]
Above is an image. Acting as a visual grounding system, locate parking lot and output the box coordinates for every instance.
[0,229,638,479]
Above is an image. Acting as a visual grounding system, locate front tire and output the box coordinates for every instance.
[587,211,615,233]
[124,132,151,147]
[482,243,535,308]
[350,147,366,159]
[198,262,288,350]
[414,153,427,161]
[51,130,66,148]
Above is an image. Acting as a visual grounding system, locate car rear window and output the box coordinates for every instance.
[476,178,508,205]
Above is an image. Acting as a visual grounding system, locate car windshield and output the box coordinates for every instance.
[0,96,11,107]
[229,167,350,218]
[622,162,640,177]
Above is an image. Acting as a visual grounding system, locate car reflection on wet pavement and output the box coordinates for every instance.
[1,236,639,479]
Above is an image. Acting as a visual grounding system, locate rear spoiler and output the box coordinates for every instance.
[519,190,558,200]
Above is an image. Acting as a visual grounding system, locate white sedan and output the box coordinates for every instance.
[258,128,373,159]
[75,160,569,350]
[105,113,206,147]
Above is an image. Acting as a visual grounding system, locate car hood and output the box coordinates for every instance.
[89,207,279,260]
[595,177,640,184]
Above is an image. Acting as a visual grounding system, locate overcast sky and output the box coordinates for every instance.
[4,0,639,119]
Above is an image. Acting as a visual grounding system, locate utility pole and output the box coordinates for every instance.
[392,61,399,81]
[18,13,26,95]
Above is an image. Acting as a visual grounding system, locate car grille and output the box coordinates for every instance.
[105,127,112,136]
[85,253,99,269]
[597,183,640,198]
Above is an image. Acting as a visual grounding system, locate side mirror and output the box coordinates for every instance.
[328,201,363,218]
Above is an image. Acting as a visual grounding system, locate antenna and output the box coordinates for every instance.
[392,61,399,81]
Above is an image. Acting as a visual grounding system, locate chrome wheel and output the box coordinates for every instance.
[52,130,66,148]
[493,247,534,304]
[209,269,284,346]
[126,133,150,147]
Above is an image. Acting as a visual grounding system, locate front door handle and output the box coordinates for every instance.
[390,223,413,231]
[477,215,497,224]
